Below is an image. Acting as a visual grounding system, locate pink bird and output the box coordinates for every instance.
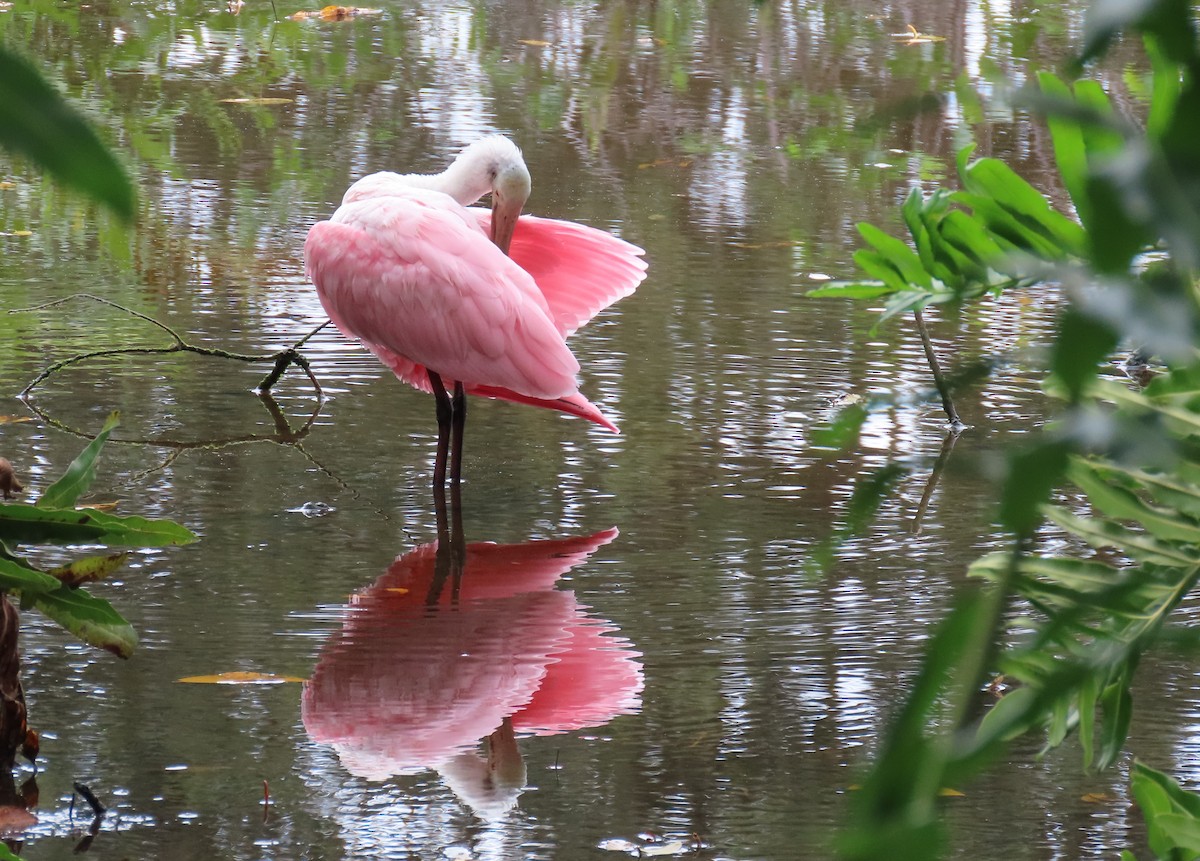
[305,136,647,486]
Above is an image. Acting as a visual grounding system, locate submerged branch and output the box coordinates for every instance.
[10,293,326,398]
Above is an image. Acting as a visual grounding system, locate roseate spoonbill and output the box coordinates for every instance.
[304,136,646,486]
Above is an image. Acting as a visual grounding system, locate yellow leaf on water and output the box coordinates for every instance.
[891,25,945,43]
[0,416,33,425]
[519,39,551,47]
[0,181,14,189]
[0,231,32,237]
[219,98,295,105]
[1082,792,1115,803]
[939,787,966,797]
[178,671,306,685]
[290,5,380,20]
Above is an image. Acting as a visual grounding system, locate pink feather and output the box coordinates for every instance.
[306,189,645,432]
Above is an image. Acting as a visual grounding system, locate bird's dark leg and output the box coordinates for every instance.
[449,381,466,485]
[428,370,452,489]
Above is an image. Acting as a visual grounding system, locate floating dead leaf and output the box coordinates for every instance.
[641,842,686,857]
[518,39,551,47]
[0,231,32,237]
[938,787,965,797]
[598,837,690,856]
[290,5,381,20]
[77,501,119,511]
[178,671,306,685]
[0,181,14,189]
[1082,792,1116,803]
[891,24,945,43]
[598,838,641,853]
[0,416,33,424]
[219,97,295,105]
[637,158,693,170]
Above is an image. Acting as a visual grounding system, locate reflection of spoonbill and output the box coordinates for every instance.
[301,527,642,799]
[304,136,647,486]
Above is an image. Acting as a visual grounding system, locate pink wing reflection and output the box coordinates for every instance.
[302,528,642,783]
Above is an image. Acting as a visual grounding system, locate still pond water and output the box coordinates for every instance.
[0,0,1189,858]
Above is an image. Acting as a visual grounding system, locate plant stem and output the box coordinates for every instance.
[914,308,965,430]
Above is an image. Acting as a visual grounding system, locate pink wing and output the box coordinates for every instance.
[472,211,647,337]
[305,191,580,401]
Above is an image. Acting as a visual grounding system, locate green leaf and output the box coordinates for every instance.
[812,403,868,451]
[38,412,120,510]
[1097,677,1133,769]
[1038,72,1091,223]
[0,504,197,548]
[999,441,1071,536]
[0,557,62,595]
[1153,813,1200,854]
[1114,467,1200,520]
[1044,506,1193,566]
[33,586,137,658]
[857,223,932,289]
[959,158,1086,255]
[1068,460,1200,544]
[1133,761,1200,859]
[854,249,909,294]
[1079,675,1099,766]
[1051,309,1118,403]
[0,48,135,222]
[975,686,1039,747]
[1134,760,1200,818]
[807,281,893,300]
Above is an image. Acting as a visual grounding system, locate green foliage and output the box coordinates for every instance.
[809,147,1083,330]
[0,47,135,221]
[1133,760,1200,860]
[816,0,1200,856]
[0,414,197,657]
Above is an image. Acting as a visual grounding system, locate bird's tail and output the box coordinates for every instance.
[368,344,619,432]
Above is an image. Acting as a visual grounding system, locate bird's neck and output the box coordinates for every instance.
[400,160,490,207]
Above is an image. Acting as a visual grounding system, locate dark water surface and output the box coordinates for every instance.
[0,0,1177,858]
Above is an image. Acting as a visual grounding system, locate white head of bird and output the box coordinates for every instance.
[342,135,532,254]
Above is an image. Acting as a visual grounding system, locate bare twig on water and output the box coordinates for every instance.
[71,782,106,816]
[10,294,325,398]
[913,308,966,431]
